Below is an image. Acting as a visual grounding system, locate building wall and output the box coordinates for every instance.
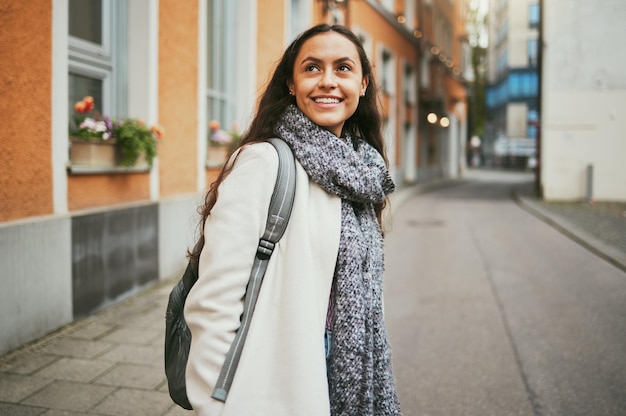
[0,0,71,355]
[256,0,287,93]
[352,1,420,181]
[486,0,539,166]
[0,0,54,222]
[159,0,199,197]
[507,102,528,137]
[0,0,199,355]
[0,217,72,355]
[416,0,468,179]
[508,0,533,67]
[541,0,626,201]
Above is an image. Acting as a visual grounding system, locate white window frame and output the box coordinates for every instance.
[68,0,127,118]
[403,0,415,29]
[381,0,394,12]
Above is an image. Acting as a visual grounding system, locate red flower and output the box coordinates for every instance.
[151,124,165,140]
[74,96,95,114]
[74,101,87,113]
[209,120,220,131]
[83,96,94,112]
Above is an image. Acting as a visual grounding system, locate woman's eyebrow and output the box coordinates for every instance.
[300,56,357,66]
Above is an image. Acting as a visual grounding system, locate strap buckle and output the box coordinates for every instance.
[256,238,275,260]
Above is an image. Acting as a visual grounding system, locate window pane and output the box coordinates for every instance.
[206,0,217,90]
[69,0,102,44]
[69,74,103,128]
[528,39,538,66]
[529,3,540,29]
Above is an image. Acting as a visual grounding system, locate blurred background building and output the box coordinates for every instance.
[0,0,470,355]
[484,0,626,202]
[485,0,539,169]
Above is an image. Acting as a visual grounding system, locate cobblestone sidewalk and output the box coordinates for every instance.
[0,281,190,416]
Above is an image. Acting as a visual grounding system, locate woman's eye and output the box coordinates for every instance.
[305,65,320,72]
[337,64,351,72]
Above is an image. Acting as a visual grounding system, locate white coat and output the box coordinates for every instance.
[184,142,341,416]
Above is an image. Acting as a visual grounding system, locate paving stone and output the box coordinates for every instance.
[157,379,169,392]
[90,388,172,416]
[124,308,165,329]
[33,358,115,382]
[22,381,115,412]
[141,314,167,330]
[0,372,53,402]
[94,363,165,389]
[67,322,116,340]
[39,338,115,359]
[41,410,93,416]
[0,402,47,416]
[97,344,162,366]
[100,327,161,345]
[164,404,194,415]
[0,353,59,375]
[148,330,165,346]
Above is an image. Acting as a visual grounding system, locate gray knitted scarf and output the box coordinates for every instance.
[276,105,401,415]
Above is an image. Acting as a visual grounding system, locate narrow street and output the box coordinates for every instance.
[385,170,626,416]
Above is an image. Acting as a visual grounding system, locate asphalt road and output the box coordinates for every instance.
[384,170,626,416]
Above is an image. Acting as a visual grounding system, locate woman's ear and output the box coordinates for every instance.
[360,75,370,96]
[286,79,294,95]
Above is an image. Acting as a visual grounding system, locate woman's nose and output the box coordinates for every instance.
[319,70,337,89]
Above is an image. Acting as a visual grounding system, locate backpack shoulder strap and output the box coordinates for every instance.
[212,138,296,402]
[258,138,297,253]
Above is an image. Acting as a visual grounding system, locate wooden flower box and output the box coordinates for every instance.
[69,138,121,167]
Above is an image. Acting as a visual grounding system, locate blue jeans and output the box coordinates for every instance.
[324,329,333,375]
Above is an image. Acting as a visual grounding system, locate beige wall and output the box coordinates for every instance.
[506,103,528,138]
[508,0,536,67]
[541,0,626,201]
[256,0,286,94]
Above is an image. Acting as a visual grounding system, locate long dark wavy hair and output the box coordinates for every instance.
[189,24,388,260]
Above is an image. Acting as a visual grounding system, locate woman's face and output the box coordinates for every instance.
[287,32,369,137]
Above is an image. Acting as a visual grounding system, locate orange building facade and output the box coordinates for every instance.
[0,0,468,355]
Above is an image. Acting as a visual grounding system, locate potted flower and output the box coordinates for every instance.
[114,118,163,167]
[207,120,240,166]
[69,97,116,167]
[69,96,164,168]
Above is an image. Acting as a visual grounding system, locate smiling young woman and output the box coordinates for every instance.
[287,32,369,137]
[184,24,401,416]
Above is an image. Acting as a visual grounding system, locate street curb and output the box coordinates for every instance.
[513,189,626,274]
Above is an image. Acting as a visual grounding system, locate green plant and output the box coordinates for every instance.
[114,119,162,167]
